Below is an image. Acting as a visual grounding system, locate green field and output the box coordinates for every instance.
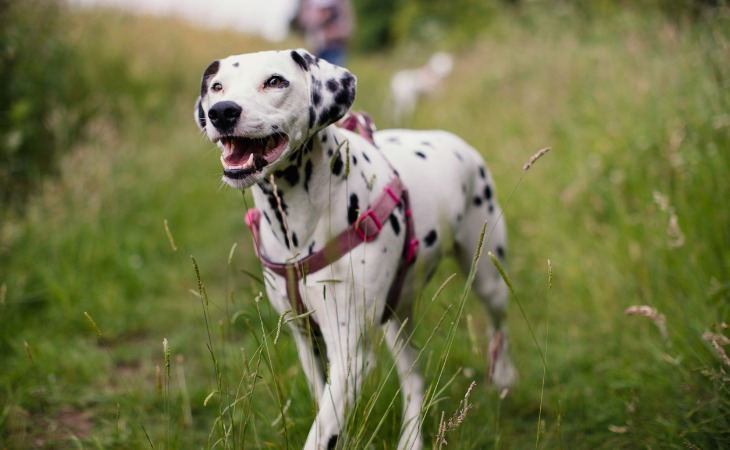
[1,3,729,449]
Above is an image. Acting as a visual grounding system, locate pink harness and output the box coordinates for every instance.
[244,113,419,333]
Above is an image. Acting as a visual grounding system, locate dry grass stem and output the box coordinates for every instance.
[23,341,34,365]
[652,191,685,248]
[163,219,177,252]
[155,365,162,395]
[163,338,171,380]
[702,331,730,367]
[466,314,480,356]
[434,381,476,448]
[523,147,551,171]
[268,174,293,249]
[624,305,668,341]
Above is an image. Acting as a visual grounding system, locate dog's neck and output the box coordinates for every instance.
[250,125,357,257]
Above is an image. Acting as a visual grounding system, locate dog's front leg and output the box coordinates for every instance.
[291,327,326,404]
[302,309,371,449]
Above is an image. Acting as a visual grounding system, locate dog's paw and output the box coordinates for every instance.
[488,330,518,390]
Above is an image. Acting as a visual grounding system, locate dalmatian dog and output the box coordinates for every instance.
[194,49,515,449]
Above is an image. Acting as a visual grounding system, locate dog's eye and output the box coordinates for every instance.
[265,75,288,89]
[211,82,223,93]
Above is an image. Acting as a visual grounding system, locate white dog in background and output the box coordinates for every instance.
[390,52,454,122]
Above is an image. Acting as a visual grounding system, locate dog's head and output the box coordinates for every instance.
[194,49,357,189]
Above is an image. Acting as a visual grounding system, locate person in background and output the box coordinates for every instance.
[297,0,353,67]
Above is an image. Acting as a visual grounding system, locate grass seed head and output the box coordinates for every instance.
[703,331,730,367]
[83,311,102,338]
[625,305,668,341]
[523,147,551,171]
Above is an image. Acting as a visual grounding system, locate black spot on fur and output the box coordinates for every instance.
[321,133,328,143]
[334,87,351,106]
[424,229,438,247]
[326,79,339,92]
[421,141,433,147]
[196,100,206,128]
[479,166,486,179]
[291,51,309,71]
[332,152,344,176]
[387,137,401,144]
[348,194,359,225]
[318,105,341,127]
[489,204,495,213]
[341,73,355,93]
[473,196,483,206]
[200,60,220,96]
[291,232,298,248]
[308,241,316,256]
[303,52,317,68]
[233,62,239,68]
[453,151,463,161]
[484,185,493,200]
[304,160,313,192]
[415,151,427,159]
[274,165,300,186]
[352,155,357,165]
[308,106,315,129]
[389,214,401,235]
[266,192,289,248]
[312,90,322,107]
[496,246,506,259]
[362,152,370,163]
[263,211,272,225]
[327,435,338,450]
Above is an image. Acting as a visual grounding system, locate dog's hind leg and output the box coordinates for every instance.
[384,320,424,450]
[454,201,517,390]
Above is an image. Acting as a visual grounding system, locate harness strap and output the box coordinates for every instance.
[245,175,418,332]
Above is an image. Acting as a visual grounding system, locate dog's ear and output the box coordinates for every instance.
[290,49,357,131]
[195,60,220,131]
[194,96,206,130]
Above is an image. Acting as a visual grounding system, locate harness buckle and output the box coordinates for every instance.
[356,210,382,242]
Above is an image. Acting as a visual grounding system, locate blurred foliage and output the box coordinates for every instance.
[0,0,91,213]
[352,0,399,51]
[0,0,190,217]
[354,0,727,50]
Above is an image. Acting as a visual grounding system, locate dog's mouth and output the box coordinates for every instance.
[218,134,289,179]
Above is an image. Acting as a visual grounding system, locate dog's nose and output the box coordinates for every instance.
[208,101,242,130]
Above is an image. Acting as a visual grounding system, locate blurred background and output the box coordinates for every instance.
[1,0,728,448]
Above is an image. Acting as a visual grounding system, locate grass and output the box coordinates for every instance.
[1,3,729,449]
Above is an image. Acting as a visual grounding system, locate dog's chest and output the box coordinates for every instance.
[250,128,403,264]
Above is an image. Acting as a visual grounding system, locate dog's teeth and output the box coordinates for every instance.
[243,153,255,168]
